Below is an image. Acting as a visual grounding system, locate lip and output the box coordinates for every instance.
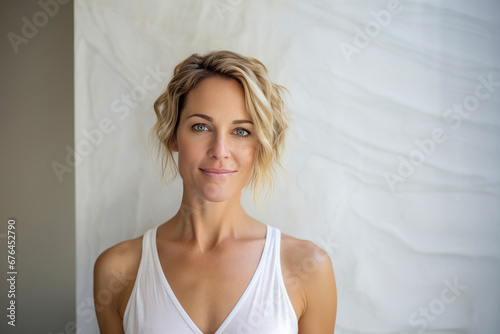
[199,168,236,180]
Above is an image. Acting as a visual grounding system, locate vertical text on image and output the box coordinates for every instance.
[6,219,17,327]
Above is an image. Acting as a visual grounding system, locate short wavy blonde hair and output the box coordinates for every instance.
[149,50,290,206]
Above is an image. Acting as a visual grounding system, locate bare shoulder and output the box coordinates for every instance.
[93,235,143,332]
[280,231,337,333]
[94,236,142,276]
[280,232,334,277]
[93,235,143,299]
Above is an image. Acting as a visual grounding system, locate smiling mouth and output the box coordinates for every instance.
[199,168,236,179]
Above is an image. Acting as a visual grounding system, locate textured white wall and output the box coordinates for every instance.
[75,0,500,333]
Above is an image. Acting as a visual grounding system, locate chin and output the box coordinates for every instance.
[197,183,239,203]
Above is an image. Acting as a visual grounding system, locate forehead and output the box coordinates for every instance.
[182,76,249,121]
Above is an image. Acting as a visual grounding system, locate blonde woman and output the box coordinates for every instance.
[94,50,337,333]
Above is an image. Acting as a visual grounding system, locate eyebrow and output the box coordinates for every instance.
[186,113,253,125]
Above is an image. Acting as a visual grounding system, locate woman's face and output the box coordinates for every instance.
[171,76,259,203]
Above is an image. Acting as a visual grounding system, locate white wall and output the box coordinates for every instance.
[76,1,500,333]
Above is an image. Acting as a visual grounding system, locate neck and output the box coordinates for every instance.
[171,184,252,252]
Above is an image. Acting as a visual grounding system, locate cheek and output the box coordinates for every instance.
[179,143,203,162]
[176,136,205,167]
[237,143,257,168]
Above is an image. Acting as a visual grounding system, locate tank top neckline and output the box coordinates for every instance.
[150,224,272,334]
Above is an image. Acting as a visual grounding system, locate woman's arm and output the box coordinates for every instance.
[297,245,337,333]
[93,245,132,334]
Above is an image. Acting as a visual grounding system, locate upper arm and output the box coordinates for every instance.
[297,244,337,334]
[93,245,135,334]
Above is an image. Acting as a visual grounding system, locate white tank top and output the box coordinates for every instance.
[123,224,299,333]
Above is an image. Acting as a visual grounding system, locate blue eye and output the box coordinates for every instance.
[192,124,251,137]
[234,128,250,137]
[192,124,209,132]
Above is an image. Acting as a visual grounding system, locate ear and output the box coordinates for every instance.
[169,135,179,152]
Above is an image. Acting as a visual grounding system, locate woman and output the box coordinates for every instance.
[94,50,337,333]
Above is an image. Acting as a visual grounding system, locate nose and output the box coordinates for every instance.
[208,132,230,160]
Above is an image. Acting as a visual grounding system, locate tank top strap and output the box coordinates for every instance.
[271,225,281,261]
[143,226,157,268]
[145,225,161,279]
[254,225,279,282]
[147,225,157,252]
[123,226,157,328]
[260,224,275,271]
[140,226,158,278]
[267,225,281,269]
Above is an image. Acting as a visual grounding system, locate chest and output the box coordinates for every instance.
[156,240,301,333]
